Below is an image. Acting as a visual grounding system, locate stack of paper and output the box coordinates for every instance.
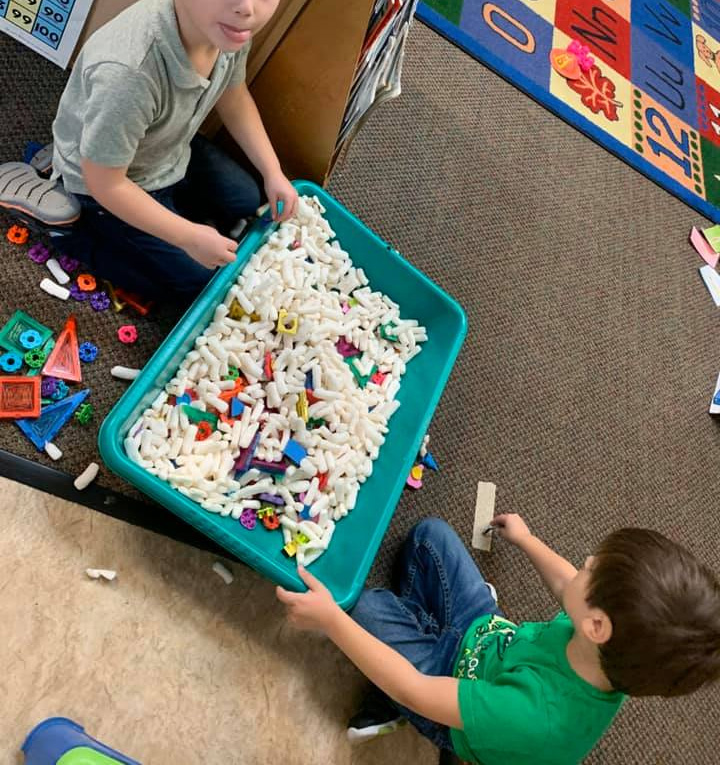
[336,0,420,153]
[691,225,720,413]
[691,224,720,304]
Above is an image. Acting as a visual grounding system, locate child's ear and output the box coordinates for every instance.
[583,608,613,645]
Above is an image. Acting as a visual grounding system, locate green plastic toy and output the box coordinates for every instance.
[74,403,94,425]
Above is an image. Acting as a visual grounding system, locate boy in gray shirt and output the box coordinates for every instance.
[0,0,296,303]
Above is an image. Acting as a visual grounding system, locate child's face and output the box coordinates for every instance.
[563,556,613,645]
[184,0,281,52]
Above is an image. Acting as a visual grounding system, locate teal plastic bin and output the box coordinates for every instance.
[99,181,466,609]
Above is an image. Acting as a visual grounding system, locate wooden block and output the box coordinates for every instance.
[472,481,496,552]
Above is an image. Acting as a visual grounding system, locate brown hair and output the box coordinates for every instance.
[587,528,720,697]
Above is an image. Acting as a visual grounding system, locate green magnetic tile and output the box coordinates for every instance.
[0,311,52,355]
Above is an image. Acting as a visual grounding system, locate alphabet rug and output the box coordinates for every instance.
[417,0,720,222]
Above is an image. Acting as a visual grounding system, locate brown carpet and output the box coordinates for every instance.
[0,34,187,500]
[2,20,720,763]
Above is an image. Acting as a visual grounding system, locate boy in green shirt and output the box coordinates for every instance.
[276,516,720,763]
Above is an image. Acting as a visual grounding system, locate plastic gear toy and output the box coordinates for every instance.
[57,255,80,273]
[70,283,90,301]
[6,225,29,245]
[24,348,47,369]
[50,380,69,400]
[41,376,59,397]
[77,274,96,292]
[74,402,94,425]
[117,325,138,344]
[78,342,98,363]
[195,421,212,441]
[90,291,110,311]
[240,507,257,529]
[19,329,43,350]
[27,243,50,264]
[0,352,23,373]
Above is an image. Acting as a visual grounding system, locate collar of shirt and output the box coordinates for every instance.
[155,0,229,90]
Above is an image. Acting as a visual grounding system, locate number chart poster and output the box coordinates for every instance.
[417,0,720,222]
[0,0,94,69]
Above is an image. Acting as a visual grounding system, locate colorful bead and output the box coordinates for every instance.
[27,243,50,264]
[336,338,360,358]
[51,380,69,400]
[0,352,23,373]
[69,283,90,301]
[57,254,80,273]
[77,273,96,292]
[407,464,424,490]
[380,323,399,342]
[6,225,29,245]
[261,511,280,530]
[24,348,47,369]
[240,507,257,529]
[195,421,212,440]
[19,329,43,350]
[41,376,59,397]
[117,325,138,344]
[78,342,98,362]
[90,291,110,311]
[74,402,94,425]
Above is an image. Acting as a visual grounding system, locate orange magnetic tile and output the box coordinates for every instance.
[42,314,81,383]
[0,376,40,419]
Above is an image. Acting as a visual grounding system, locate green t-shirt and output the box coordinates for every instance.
[450,612,625,765]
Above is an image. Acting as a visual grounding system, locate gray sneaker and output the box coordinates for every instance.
[0,162,80,227]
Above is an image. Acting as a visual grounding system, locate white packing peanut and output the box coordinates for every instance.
[40,278,70,300]
[44,441,62,461]
[112,366,140,381]
[206,394,228,413]
[212,562,234,584]
[74,462,100,490]
[46,258,70,284]
[125,195,426,565]
[181,425,198,455]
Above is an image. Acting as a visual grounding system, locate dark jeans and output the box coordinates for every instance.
[350,518,503,751]
[55,134,262,303]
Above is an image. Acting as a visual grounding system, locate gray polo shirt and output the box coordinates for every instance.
[52,0,249,195]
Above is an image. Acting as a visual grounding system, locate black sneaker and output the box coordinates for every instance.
[347,690,407,743]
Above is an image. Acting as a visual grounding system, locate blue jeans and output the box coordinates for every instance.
[351,518,503,751]
[55,134,262,303]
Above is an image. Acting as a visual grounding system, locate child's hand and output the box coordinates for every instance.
[183,224,238,269]
[276,566,341,633]
[492,514,533,545]
[264,172,298,222]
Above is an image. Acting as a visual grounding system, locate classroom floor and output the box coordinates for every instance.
[0,477,437,764]
[2,18,720,765]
